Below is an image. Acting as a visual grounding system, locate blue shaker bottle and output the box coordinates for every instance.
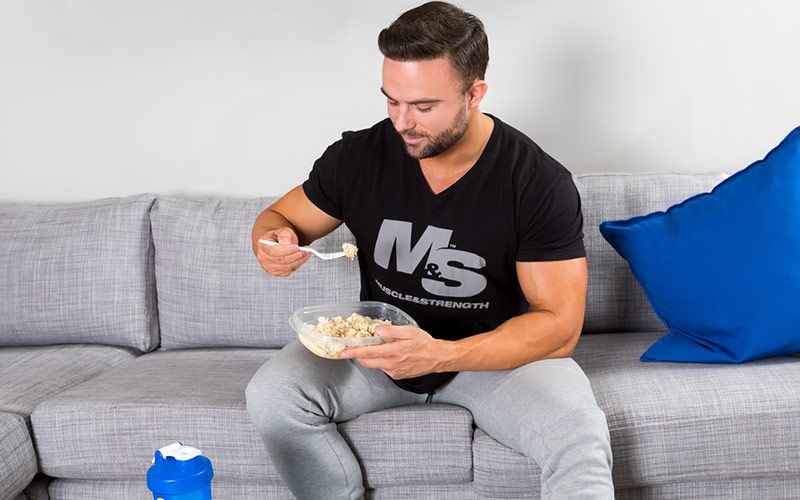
[147,442,214,500]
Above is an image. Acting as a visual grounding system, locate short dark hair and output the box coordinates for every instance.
[378,1,489,92]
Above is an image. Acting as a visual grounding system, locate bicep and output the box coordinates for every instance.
[515,258,588,329]
[269,185,342,243]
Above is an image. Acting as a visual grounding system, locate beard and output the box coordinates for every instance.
[399,105,470,160]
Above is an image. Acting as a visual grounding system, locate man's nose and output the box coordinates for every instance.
[394,106,416,132]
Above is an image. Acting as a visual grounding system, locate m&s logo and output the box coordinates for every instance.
[373,219,487,298]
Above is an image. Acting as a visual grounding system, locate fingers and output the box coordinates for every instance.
[374,325,414,339]
[342,344,394,360]
[254,227,311,277]
[259,231,300,257]
[260,251,311,277]
[355,356,389,369]
[274,227,297,245]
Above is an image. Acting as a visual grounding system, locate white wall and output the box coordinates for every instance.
[1,0,798,202]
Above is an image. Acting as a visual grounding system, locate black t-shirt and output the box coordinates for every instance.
[302,114,585,394]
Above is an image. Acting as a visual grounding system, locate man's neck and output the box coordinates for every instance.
[419,111,494,173]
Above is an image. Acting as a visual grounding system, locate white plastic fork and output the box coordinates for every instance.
[258,239,346,260]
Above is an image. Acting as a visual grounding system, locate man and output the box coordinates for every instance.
[246,2,614,499]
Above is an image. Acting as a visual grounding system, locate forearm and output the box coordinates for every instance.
[437,310,580,372]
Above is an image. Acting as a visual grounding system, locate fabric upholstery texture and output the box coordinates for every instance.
[0,345,138,419]
[11,474,50,500]
[30,348,473,487]
[149,196,360,349]
[45,477,800,500]
[472,428,541,498]
[572,331,800,488]
[0,412,37,500]
[575,173,727,334]
[30,332,800,493]
[46,479,478,500]
[0,194,159,351]
[615,477,800,500]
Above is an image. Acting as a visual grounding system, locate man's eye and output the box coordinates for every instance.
[388,100,399,106]
[417,106,432,112]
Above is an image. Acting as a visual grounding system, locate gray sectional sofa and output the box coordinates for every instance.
[2,173,799,500]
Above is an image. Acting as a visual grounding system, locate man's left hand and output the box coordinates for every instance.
[339,325,448,379]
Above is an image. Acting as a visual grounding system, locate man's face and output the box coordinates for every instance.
[381,57,471,159]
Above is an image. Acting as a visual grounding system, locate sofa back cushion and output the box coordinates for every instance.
[576,173,727,333]
[0,194,159,351]
[150,196,359,349]
[151,173,727,349]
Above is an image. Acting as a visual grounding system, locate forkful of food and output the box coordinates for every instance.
[259,239,358,261]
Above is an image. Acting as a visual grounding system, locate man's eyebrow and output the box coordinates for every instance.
[380,87,443,105]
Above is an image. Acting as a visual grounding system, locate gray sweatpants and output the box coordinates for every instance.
[245,341,614,500]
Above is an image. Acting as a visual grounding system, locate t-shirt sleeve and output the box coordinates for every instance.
[301,138,346,220]
[516,173,586,261]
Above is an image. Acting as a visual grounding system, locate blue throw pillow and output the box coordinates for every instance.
[599,126,800,363]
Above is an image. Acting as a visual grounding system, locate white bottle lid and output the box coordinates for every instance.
[151,442,203,463]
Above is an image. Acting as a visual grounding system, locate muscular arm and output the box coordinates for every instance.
[438,257,588,371]
[341,256,588,378]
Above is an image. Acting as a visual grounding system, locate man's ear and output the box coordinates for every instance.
[467,80,489,109]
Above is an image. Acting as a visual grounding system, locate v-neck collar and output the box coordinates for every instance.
[405,114,499,203]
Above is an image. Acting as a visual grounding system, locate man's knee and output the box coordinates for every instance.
[541,403,612,468]
[246,365,307,430]
[572,405,610,443]
[246,358,334,428]
[552,397,608,431]
[246,372,280,427]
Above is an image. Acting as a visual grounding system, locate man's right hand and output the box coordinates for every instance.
[254,227,312,277]
[251,185,343,278]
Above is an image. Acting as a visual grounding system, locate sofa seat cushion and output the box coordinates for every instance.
[31,348,474,488]
[0,412,37,500]
[614,477,800,500]
[46,478,479,500]
[572,331,800,488]
[472,428,541,498]
[0,345,139,418]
